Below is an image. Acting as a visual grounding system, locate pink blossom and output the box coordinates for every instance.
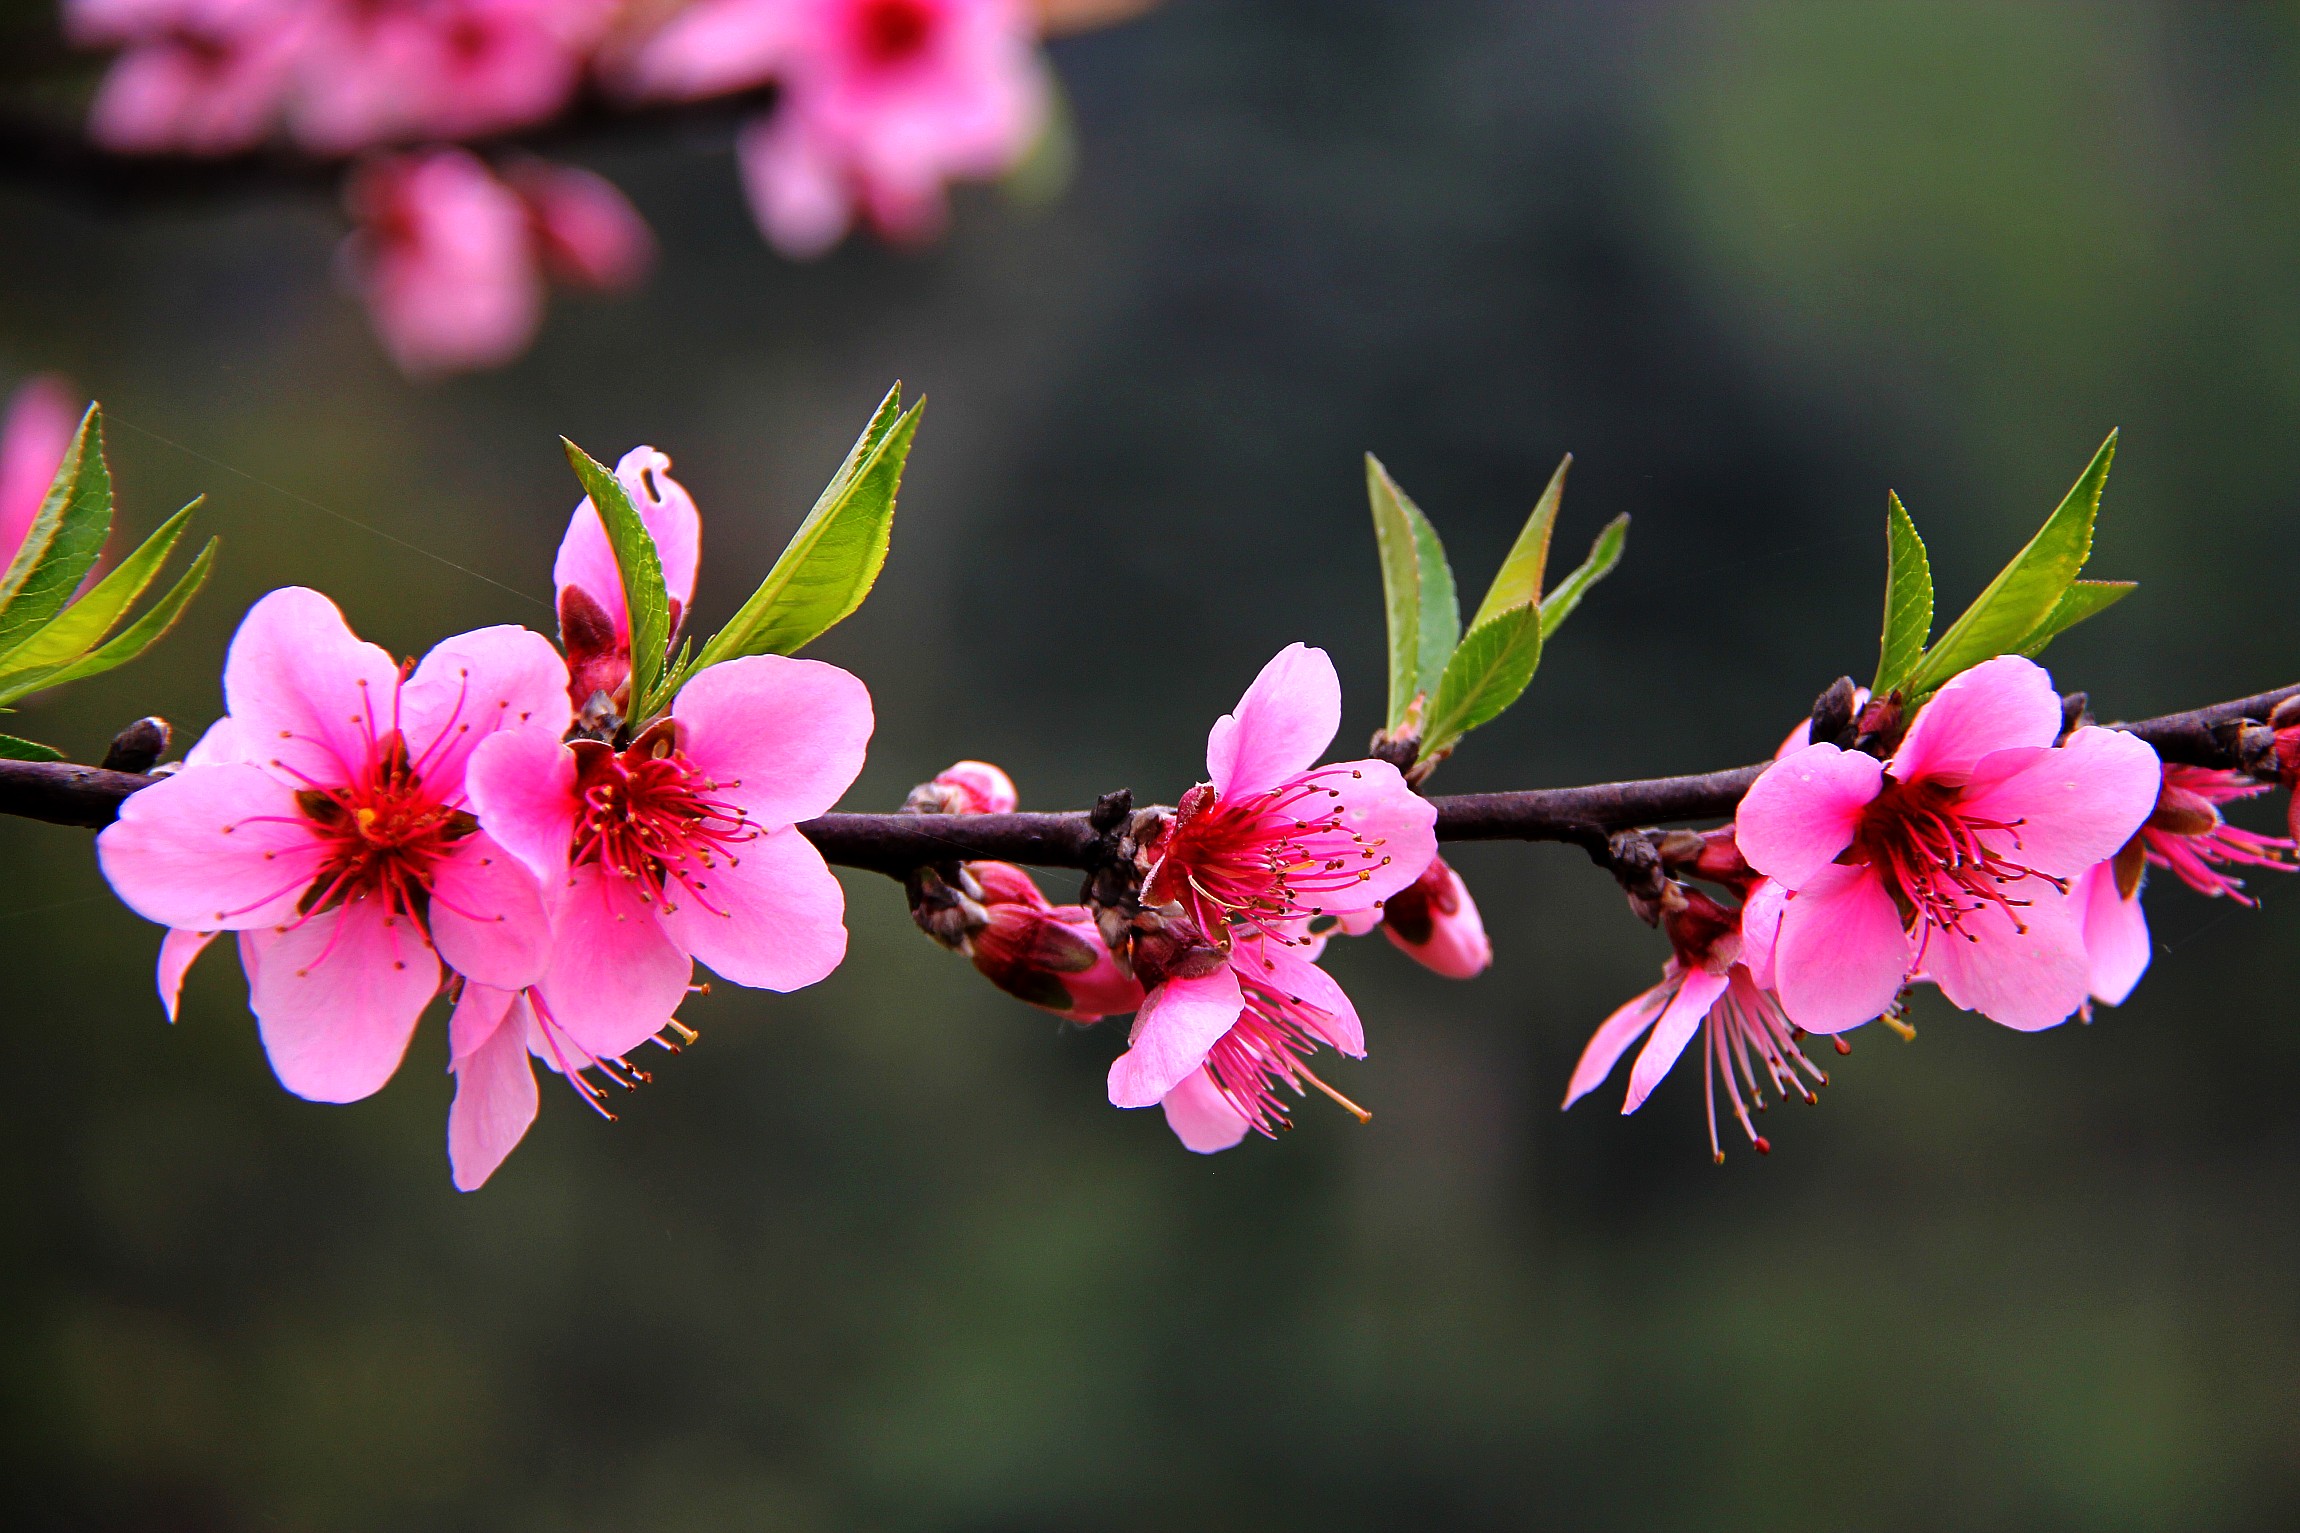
[0,376,77,568]
[924,757,1016,815]
[1373,854,1491,979]
[508,159,657,291]
[2072,763,2293,1009]
[70,0,308,155]
[1736,655,2161,1034]
[631,0,1046,257]
[98,587,570,1101]
[341,148,545,378]
[1106,643,1436,1149]
[1564,882,1826,1160]
[466,655,872,1060]
[552,444,701,714]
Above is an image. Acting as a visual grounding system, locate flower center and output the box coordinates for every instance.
[569,724,758,916]
[1203,977,1370,1139]
[854,0,936,67]
[1144,770,1394,942]
[294,731,467,918]
[1852,775,2060,941]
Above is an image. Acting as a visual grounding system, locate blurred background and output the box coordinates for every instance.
[5,1,2300,1527]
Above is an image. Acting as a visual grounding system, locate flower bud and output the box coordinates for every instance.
[903,759,1019,816]
[1378,855,1491,978]
[966,861,1142,1021]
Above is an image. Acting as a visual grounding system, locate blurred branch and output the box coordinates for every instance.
[6,682,2289,872]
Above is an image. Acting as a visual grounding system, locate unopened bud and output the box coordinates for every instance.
[905,759,1019,816]
[1379,856,1491,978]
[101,716,170,774]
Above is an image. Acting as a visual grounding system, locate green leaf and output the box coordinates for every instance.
[0,733,62,761]
[1469,454,1570,631]
[1365,455,1460,727]
[0,403,111,655]
[0,500,198,684]
[689,385,923,678]
[0,536,217,704]
[2016,579,2134,658]
[1418,603,1544,763]
[1903,430,2115,699]
[562,438,671,724]
[1538,513,1628,638]
[1872,491,1934,695]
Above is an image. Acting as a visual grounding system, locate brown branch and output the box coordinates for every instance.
[2111,682,2300,769]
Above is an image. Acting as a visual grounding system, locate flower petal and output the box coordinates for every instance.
[447,985,540,1192]
[1162,1067,1252,1154]
[1734,744,1882,888]
[1108,965,1246,1109]
[1206,642,1341,800]
[97,762,324,931]
[536,863,691,1059]
[1623,966,1731,1114]
[620,447,700,620]
[1298,758,1440,914]
[1236,936,1363,1056]
[1922,887,2091,1032]
[222,586,403,789]
[1563,979,1670,1109]
[465,726,579,887]
[251,896,440,1103]
[1890,654,2063,784]
[182,714,246,765]
[399,624,572,798]
[657,824,848,993]
[156,928,218,1023]
[1958,726,2163,879]
[1774,862,1914,1033]
[1739,878,1787,992]
[2075,862,2151,1007]
[429,833,551,990]
[672,655,874,827]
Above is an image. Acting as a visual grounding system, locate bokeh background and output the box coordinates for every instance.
[5,1,2300,1528]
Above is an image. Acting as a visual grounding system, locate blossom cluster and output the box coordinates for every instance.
[67,0,1077,373]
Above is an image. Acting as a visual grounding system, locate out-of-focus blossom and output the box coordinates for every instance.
[1374,853,1490,978]
[1106,643,1435,1150]
[553,443,699,714]
[70,0,308,154]
[467,655,871,1062]
[340,148,653,378]
[98,587,570,1101]
[631,0,1047,257]
[2073,762,2294,1010]
[1737,655,2160,1034]
[1565,880,1823,1160]
[0,376,78,568]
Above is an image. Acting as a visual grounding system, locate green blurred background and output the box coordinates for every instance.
[5,1,2300,1527]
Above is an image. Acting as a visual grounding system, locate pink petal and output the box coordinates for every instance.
[97,762,324,931]
[1623,966,1731,1113]
[1739,878,1787,992]
[251,896,440,1103]
[156,928,218,1023]
[1236,936,1363,1055]
[1205,643,1342,800]
[1890,654,2063,784]
[1773,863,1914,1033]
[1108,965,1246,1109]
[1957,726,2163,879]
[1161,1067,1252,1154]
[551,445,702,651]
[673,655,873,827]
[1922,889,2091,1032]
[0,376,75,568]
[933,760,1017,815]
[465,726,580,886]
[447,985,541,1192]
[222,586,403,790]
[342,149,543,379]
[429,833,551,990]
[519,165,656,293]
[658,824,848,993]
[535,863,692,1058]
[1301,759,1440,915]
[1733,744,1883,888]
[182,714,246,765]
[738,109,854,260]
[398,624,572,798]
[620,0,800,100]
[2075,862,2151,1007]
[1563,979,1670,1109]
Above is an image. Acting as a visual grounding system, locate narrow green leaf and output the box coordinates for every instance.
[0,536,217,704]
[1403,494,1458,702]
[690,388,923,676]
[1469,454,1570,631]
[0,500,197,683]
[0,403,111,654]
[562,438,671,724]
[1419,603,1544,762]
[0,733,62,761]
[1538,513,1628,638]
[1366,454,1425,729]
[1872,491,1934,695]
[2016,579,2135,658]
[1904,430,2116,699]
